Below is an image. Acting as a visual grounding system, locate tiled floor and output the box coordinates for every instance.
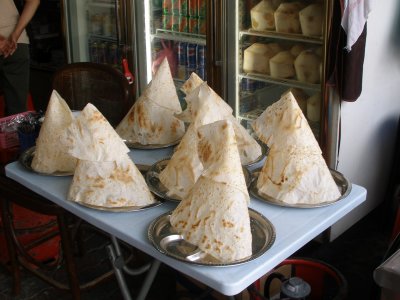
[0,205,394,300]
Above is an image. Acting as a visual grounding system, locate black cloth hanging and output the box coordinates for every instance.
[325,0,367,102]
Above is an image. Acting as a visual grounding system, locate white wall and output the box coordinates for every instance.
[330,0,400,240]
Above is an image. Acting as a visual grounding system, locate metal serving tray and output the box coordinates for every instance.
[148,208,276,266]
[249,168,352,208]
[124,138,181,150]
[76,200,162,212]
[19,146,73,176]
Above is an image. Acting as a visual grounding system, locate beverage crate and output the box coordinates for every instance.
[0,112,32,149]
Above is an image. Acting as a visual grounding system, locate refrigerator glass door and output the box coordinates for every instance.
[135,0,207,99]
[63,0,134,71]
[227,0,329,145]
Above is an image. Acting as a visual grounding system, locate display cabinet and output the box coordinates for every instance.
[226,0,331,146]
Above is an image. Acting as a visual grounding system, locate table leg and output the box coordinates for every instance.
[107,236,161,300]
[106,244,132,300]
[136,259,161,300]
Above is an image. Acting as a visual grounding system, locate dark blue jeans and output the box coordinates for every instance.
[0,43,30,115]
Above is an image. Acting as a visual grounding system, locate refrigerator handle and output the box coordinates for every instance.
[116,0,127,47]
[61,0,72,63]
[208,0,223,67]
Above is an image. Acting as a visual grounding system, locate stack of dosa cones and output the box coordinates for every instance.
[158,74,262,200]
[179,74,262,164]
[31,90,77,174]
[61,103,155,208]
[116,58,185,146]
[170,119,252,263]
[252,90,341,204]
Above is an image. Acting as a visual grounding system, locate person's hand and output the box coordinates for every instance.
[7,35,18,56]
[0,35,7,55]
[0,35,13,57]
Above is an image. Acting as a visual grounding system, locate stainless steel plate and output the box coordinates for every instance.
[76,199,162,212]
[19,146,74,176]
[148,208,276,266]
[249,168,352,208]
[145,158,252,202]
[244,141,268,168]
[124,138,181,150]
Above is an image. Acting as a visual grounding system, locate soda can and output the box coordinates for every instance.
[196,65,206,80]
[152,40,162,61]
[197,0,206,18]
[98,42,108,64]
[91,13,103,35]
[198,16,206,35]
[108,42,119,67]
[241,78,257,92]
[186,64,196,80]
[162,13,172,30]
[153,10,163,30]
[176,41,187,66]
[171,0,180,15]
[188,17,198,34]
[188,0,198,17]
[171,14,180,31]
[89,40,99,63]
[178,15,188,32]
[162,0,172,14]
[257,81,265,89]
[186,43,197,66]
[179,0,188,16]
[196,44,205,66]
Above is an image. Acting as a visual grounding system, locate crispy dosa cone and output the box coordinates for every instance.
[31,90,77,173]
[253,91,341,204]
[68,154,155,207]
[116,58,185,145]
[61,103,129,162]
[170,120,252,263]
[63,103,154,207]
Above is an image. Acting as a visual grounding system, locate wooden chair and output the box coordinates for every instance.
[0,174,119,299]
[52,62,134,127]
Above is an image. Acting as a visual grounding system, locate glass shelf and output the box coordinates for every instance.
[88,1,114,9]
[240,29,323,45]
[88,34,117,42]
[239,73,321,92]
[153,29,206,45]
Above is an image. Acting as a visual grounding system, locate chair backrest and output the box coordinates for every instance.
[52,62,134,127]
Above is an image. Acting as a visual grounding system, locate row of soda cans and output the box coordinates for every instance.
[241,78,267,93]
[177,42,206,80]
[162,0,206,18]
[176,42,206,67]
[162,14,206,35]
[177,64,206,81]
[88,40,120,68]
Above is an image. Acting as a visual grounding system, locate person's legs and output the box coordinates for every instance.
[1,44,30,115]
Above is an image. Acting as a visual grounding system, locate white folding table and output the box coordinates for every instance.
[5,147,367,298]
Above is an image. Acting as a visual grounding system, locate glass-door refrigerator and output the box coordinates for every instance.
[61,0,135,75]
[225,0,339,163]
[134,0,224,102]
